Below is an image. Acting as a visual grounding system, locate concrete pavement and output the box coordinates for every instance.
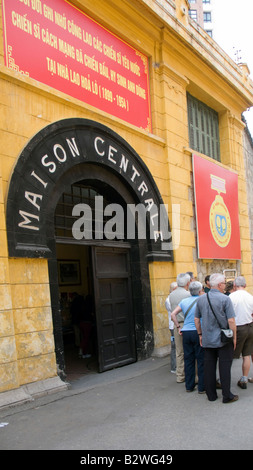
[0,355,253,450]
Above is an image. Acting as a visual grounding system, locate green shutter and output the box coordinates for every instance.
[187,93,220,161]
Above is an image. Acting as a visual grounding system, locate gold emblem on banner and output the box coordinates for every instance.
[209,174,231,247]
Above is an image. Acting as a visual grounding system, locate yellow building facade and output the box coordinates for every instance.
[1,0,253,402]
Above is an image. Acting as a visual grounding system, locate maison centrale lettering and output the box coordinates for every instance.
[18,134,159,233]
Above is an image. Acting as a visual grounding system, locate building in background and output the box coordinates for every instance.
[1,0,253,406]
[189,0,215,36]
[189,0,245,61]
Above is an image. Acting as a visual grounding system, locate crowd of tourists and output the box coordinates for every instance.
[165,272,253,404]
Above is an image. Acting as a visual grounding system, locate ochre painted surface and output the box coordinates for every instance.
[0,0,253,391]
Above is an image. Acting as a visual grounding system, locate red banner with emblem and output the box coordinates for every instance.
[192,154,241,260]
[2,0,151,131]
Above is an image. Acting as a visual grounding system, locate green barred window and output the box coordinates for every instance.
[187,93,220,161]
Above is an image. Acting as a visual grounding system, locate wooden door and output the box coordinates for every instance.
[92,246,136,372]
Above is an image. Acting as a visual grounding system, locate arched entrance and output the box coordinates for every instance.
[6,119,173,380]
[53,171,142,376]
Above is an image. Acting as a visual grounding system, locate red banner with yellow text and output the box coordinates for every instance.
[2,0,151,131]
[192,154,241,260]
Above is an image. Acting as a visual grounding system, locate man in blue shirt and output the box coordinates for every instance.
[194,273,238,404]
[171,281,204,393]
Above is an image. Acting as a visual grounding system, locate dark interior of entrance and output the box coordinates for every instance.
[53,177,153,382]
[49,169,154,383]
[55,180,128,381]
[57,243,98,381]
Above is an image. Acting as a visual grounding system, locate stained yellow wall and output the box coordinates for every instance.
[0,0,253,392]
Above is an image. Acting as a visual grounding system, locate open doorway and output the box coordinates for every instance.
[48,160,155,383]
[56,242,137,381]
[56,244,98,381]
[54,180,138,381]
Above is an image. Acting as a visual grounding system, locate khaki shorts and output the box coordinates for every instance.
[234,323,253,358]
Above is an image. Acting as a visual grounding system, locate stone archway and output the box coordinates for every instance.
[6,118,173,261]
[6,118,173,377]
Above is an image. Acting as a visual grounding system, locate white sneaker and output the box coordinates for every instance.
[82,354,91,358]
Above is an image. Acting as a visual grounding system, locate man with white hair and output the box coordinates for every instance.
[165,281,178,373]
[229,276,253,389]
[195,273,238,403]
[169,273,191,383]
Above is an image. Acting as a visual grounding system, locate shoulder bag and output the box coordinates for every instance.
[206,292,233,343]
[184,298,198,320]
